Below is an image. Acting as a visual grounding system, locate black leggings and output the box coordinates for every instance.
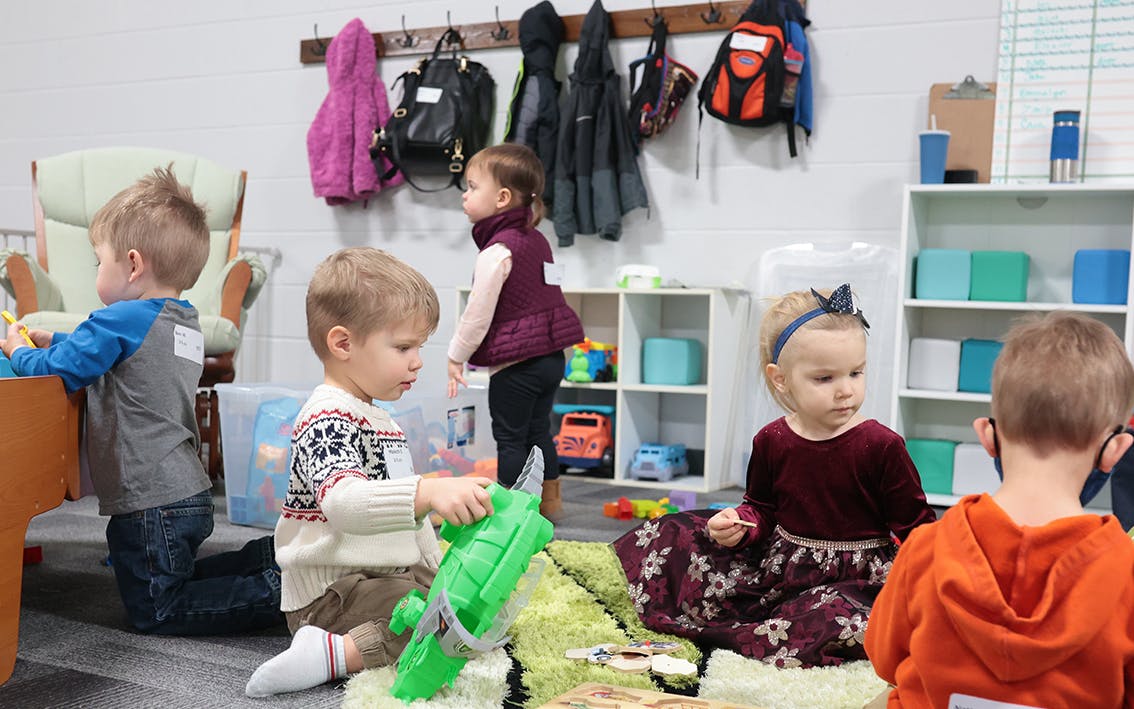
[488,351,565,487]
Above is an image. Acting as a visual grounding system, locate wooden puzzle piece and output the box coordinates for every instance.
[649,654,698,677]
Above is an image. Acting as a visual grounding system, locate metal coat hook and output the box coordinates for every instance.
[644,0,663,28]
[490,6,511,41]
[312,23,327,56]
[397,15,418,48]
[443,11,463,46]
[701,0,723,24]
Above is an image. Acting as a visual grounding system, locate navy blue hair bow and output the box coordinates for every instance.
[771,283,870,364]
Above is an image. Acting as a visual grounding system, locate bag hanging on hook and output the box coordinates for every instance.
[627,17,699,145]
[373,29,495,191]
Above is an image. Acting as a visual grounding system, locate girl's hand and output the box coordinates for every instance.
[447,359,467,399]
[707,507,748,547]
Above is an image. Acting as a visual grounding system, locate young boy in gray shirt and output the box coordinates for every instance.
[1,167,282,635]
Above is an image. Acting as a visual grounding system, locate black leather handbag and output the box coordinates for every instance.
[374,30,495,191]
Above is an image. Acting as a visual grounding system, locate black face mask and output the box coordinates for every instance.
[989,419,1123,507]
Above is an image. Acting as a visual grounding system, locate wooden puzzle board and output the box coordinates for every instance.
[538,682,765,709]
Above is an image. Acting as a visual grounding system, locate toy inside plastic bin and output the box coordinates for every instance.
[379,385,497,479]
[215,383,312,529]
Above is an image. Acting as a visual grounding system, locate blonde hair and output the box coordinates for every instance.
[306,247,440,360]
[467,143,544,227]
[758,287,867,412]
[88,165,210,292]
[992,311,1134,456]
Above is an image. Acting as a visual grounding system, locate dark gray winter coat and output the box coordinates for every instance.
[553,0,648,246]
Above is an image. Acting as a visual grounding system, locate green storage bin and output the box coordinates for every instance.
[970,251,1029,302]
[906,438,958,495]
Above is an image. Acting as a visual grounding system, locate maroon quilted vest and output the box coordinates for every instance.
[468,207,584,367]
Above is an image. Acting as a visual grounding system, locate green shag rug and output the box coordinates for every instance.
[342,541,887,708]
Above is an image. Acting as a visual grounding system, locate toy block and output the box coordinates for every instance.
[907,338,961,391]
[952,443,1000,496]
[1073,249,1130,305]
[473,458,498,481]
[631,499,660,518]
[970,251,1029,301]
[22,546,42,565]
[642,338,702,385]
[603,502,620,518]
[906,438,957,495]
[914,249,971,300]
[617,497,633,520]
[958,339,1003,394]
[667,489,697,511]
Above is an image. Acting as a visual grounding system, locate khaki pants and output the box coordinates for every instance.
[286,564,436,669]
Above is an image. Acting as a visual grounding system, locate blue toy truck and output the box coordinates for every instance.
[628,443,689,482]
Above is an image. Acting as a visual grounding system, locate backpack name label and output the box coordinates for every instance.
[416,87,443,104]
[730,32,770,54]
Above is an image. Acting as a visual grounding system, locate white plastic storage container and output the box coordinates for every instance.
[215,383,312,529]
[216,383,498,529]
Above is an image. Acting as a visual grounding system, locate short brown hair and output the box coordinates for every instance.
[306,247,440,360]
[759,287,866,412]
[467,143,545,227]
[992,311,1134,455]
[89,165,211,292]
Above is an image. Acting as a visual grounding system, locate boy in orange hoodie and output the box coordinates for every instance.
[865,312,1134,708]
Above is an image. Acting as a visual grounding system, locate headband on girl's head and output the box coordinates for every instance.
[771,284,870,364]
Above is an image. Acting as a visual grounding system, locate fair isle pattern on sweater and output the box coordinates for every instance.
[282,398,410,523]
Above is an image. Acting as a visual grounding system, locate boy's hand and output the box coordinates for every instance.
[418,476,494,526]
[26,329,52,348]
[2,324,51,358]
[446,359,467,399]
[707,507,748,547]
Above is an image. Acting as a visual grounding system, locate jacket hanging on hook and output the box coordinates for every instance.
[306,18,402,205]
[553,0,649,247]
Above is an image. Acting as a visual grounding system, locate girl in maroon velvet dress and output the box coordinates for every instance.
[613,285,936,668]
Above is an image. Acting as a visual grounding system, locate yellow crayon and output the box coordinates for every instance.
[2,310,36,348]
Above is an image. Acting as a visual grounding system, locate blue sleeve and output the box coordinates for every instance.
[788,20,812,134]
[10,301,158,393]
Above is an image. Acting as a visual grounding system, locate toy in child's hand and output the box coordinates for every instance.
[2,310,35,348]
[389,447,554,702]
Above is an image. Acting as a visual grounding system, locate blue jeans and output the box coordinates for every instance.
[105,491,283,635]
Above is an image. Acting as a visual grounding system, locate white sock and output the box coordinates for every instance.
[245,625,348,697]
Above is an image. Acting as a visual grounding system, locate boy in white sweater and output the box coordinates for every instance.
[246,247,494,697]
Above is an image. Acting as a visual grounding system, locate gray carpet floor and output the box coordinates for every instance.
[4,476,743,708]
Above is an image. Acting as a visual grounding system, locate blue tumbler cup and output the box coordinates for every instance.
[919,130,951,184]
[1050,110,1080,183]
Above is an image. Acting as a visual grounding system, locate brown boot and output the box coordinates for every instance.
[540,478,563,520]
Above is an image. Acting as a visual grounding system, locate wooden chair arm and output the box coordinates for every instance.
[218,259,252,330]
[64,390,84,501]
[4,254,38,317]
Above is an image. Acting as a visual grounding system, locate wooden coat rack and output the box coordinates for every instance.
[300,1,755,64]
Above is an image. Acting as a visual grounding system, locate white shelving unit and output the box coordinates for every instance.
[891,183,1134,510]
[458,287,750,492]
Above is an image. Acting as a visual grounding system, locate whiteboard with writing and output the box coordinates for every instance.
[991,0,1134,183]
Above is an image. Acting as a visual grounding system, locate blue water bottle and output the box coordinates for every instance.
[1050,110,1080,183]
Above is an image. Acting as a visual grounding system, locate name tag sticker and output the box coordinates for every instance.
[543,262,565,286]
[173,325,204,364]
[730,32,770,53]
[948,694,1042,709]
[416,87,443,104]
[384,441,414,479]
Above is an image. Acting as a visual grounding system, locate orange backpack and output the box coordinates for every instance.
[698,0,802,158]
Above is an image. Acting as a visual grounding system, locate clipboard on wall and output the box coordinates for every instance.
[929,76,996,183]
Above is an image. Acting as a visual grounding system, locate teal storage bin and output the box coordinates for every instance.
[1073,249,1130,305]
[958,339,1003,394]
[906,439,958,495]
[0,354,15,378]
[970,251,1029,302]
[915,249,971,300]
[642,338,702,385]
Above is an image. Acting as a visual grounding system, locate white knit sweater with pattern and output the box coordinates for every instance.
[275,384,443,612]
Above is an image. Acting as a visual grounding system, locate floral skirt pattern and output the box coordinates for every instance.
[612,510,897,668]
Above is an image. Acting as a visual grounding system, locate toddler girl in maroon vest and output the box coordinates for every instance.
[447,143,584,516]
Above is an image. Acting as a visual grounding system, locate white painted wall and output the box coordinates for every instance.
[0,1,999,426]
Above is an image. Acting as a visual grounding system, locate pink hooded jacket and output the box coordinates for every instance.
[306,18,402,205]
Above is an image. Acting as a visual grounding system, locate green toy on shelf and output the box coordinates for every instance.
[388,447,554,702]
